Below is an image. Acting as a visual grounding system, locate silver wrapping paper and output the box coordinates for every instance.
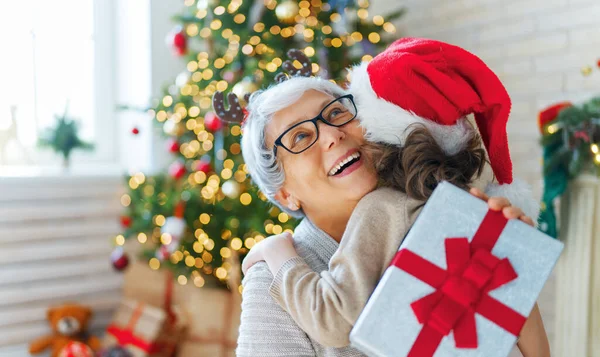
[349,181,564,357]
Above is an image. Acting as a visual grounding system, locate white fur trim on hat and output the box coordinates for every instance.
[485,178,540,224]
[348,61,473,155]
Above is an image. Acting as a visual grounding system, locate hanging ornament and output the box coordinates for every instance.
[100,346,133,357]
[167,138,180,153]
[131,127,140,135]
[361,39,377,56]
[204,112,224,132]
[161,201,187,241]
[58,342,94,357]
[317,47,330,79]
[581,65,593,76]
[163,120,186,136]
[328,0,355,13]
[155,245,171,261]
[223,71,235,83]
[169,161,187,179]
[248,0,268,29]
[232,79,258,105]
[176,71,191,87]
[197,0,217,10]
[110,246,130,272]
[195,160,212,173]
[275,0,299,24]
[222,180,242,199]
[597,59,600,68]
[120,215,132,228]
[167,26,187,56]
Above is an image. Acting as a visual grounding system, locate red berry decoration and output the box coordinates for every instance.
[120,215,132,228]
[131,127,140,135]
[169,161,187,179]
[110,247,129,272]
[204,112,223,132]
[170,27,187,56]
[195,160,212,173]
[167,139,180,153]
[58,341,95,357]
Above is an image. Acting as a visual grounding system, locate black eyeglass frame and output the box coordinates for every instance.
[273,94,357,156]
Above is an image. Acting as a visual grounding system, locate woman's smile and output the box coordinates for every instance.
[327,149,363,178]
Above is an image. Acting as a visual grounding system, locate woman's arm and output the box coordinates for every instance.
[237,262,316,357]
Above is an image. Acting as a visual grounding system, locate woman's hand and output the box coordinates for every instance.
[469,187,535,227]
[242,232,299,275]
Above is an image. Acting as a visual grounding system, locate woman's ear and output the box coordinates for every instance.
[274,189,300,211]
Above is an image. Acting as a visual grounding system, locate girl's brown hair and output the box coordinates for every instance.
[364,123,488,201]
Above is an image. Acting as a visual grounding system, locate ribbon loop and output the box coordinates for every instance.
[390,209,527,357]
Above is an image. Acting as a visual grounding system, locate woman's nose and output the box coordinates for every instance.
[318,122,346,151]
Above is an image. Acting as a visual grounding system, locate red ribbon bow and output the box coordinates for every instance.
[106,325,161,353]
[390,209,527,357]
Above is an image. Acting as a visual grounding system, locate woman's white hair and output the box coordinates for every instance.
[241,76,347,218]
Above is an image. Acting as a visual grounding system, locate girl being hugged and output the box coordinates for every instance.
[238,38,548,356]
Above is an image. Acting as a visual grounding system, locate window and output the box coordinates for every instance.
[0,0,116,169]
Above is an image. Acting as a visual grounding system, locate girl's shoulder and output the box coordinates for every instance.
[355,187,409,217]
[359,187,408,205]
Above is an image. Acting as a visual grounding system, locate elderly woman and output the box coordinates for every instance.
[234,40,549,356]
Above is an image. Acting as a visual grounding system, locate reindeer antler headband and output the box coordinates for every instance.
[211,49,314,126]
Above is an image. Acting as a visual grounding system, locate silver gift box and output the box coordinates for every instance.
[349,181,564,357]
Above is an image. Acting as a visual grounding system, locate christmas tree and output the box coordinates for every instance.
[114,0,404,290]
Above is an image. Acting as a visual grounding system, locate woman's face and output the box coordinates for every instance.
[265,89,378,216]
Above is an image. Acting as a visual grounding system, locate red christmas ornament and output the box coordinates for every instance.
[195,160,212,173]
[110,247,129,272]
[170,28,187,56]
[131,127,140,135]
[204,112,224,132]
[120,215,132,228]
[597,59,600,68]
[167,138,180,153]
[169,161,187,179]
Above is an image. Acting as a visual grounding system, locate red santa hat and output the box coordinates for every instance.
[349,37,539,220]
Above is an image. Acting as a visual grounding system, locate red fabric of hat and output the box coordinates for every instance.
[355,37,514,185]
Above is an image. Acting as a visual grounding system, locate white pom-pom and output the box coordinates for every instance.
[161,216,186,239]
[485,179,540,225]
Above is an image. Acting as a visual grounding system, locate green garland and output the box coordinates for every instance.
[538,97,600,238]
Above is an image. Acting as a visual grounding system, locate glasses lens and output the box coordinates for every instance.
[322,97,356,126]
[281,121,318,153]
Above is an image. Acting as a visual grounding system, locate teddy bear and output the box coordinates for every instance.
[29,303,101,357]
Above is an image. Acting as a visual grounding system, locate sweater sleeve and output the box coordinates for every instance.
[237,262,316,357]
[268,188,410,348]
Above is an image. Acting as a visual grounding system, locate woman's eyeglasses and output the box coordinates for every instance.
[273,94,357,156]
